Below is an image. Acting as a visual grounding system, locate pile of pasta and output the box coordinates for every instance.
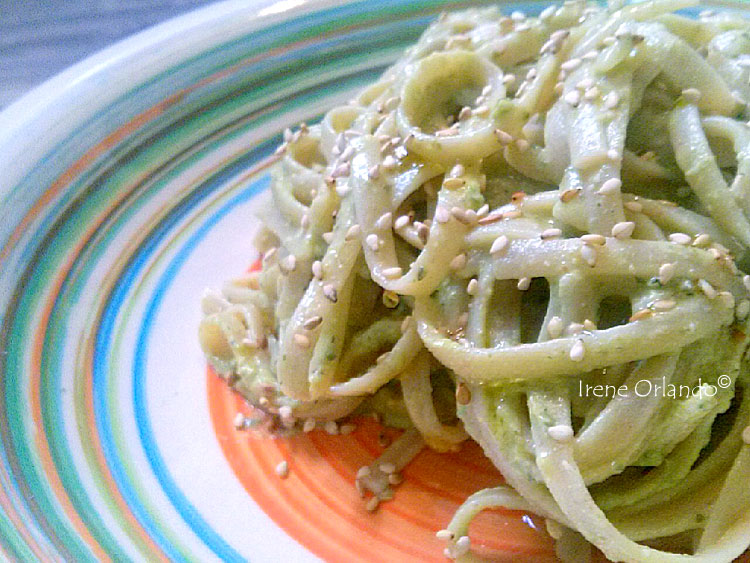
[200,0,750,560]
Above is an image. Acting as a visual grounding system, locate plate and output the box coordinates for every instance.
[0,0,745,561]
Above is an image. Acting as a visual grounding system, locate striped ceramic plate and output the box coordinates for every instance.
[0,0,742,561]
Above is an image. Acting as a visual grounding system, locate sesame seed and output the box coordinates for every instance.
[455,382,472,405]
[394,215,410,229]
[607,149,621,161]
[718,291,735,309]
[366,233,380,251]
[366,496,380,512]
[388,473,403,485]
[624,201,643,213]
[490,235,510,255]
[611,221,635,239]
[669,233,692,245]
[580,244,597,266]
[324,420,339,435]
[577,78,594,91]
[312,260,323,279]
[564,90,581,106]
[503,74,516,85]
[345,224,362,241]
[323,284,338,302]
[478,211,503,225]
[281,254,297,273]
[293,333,311,348]
[584,87,600,101]
[658,263,675,284]
[737,300,750,320]
[458,106,472,121]
[744,275,750,292]
[450,253,467,271]
[332,162,350,178]
[742,426,750,445]
[653,299,676,311]
[368,164,381,179]
[380,462,396,474]
[603,91,620,109]
[382,155,399,170]
[456,536,471,555]
[584,319,598,332]
[436,529,454,541]
[383,266,403,279]
[561,58,582,72]
[598,178,622,196]
[548,424,574,442]
[693,234,711,248]
[494,129,513,145]
[517,277,531,291]
[436,127,459,137]
[384,96,400,111]
[629,308,653,322]
[303,419,316,432]
[568,322,584,335]
[682,88,701,104]
[474,105,490,116]
[582,50,599,60]
[375,212,393,230]
[547,316,563,339]
[569,340,585,362]
[467,278,478,295]
[356,466,371,479]
[581,234,606,246]
[541,228,562,240]
[300,213,310,229]
[435,206,451,224]
[515,139,530,151]
[450,164,465,177]
[275,461,289,478]
[557,189,580,206]
[340,423,357,435]
[303,316,323,330]
[335,183,351,197]
[444,177,465,190]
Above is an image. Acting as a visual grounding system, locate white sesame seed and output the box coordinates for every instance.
[583,49,599,60]
[744,275,750,292]
[303,419,316,432]
[515,139,530,151]
[281,254,297,272]
[584,87,600,101]
[312,260,323,279]
[383,266,403,279]
[293,333,310,348]
[455,536,471,555]
[517,277,531,291]
[611,221,635,239]
[607,149,621,161]
[547,316,563,339]
[719,291,735,309]
[300,213,310,229]
[658,263,675,285]
[275,460,289,478]
[560,58,582,72]
[494,129,513,145]
[581,234,606,246]
[340,423,357,435]
[540,4,556,19]
[742,426,750,445]
[624,201,643,213]
[598,178,622,195]
[303,316,323,331]
[382,155,398,170]
[335,183,351,197]
[323,284,338,302]
[394,215,410,229]
[380,462,396,474]
[279,405,293,419]
[568,322,584,335]
[366,496,380,512]
[502,74,516,85]
[564,90,581,106]
[332,162,350,178]
[384,96,400,111]
[669,233,692,245]
[474,105,490,116]
[466,278,479,296]
[435,206,451,224]
[737,300,750,320]
[490,235,510,255]
[682,88,701,104]
[450,253,467,271]
[450,164,465,177]
[366,233,380,251]
[436,529,454,541]
[570,339,585,362]
[356,466,371,479]
[698,279,717,299]
[477,204,489,217]
[577,78,594,91]
[345,224,362,241]
[693,233,711,248]
[603,91,620,109]
[580,244,597,266]
[541,228,562,240]
[340,145,354,162]
[368,164,381,179]
[653,299,676,311]
[548,424,574,442]
[444,177,465,190]
[324,420,339,435]
[375,212,393,230]
[458,106,472,121]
